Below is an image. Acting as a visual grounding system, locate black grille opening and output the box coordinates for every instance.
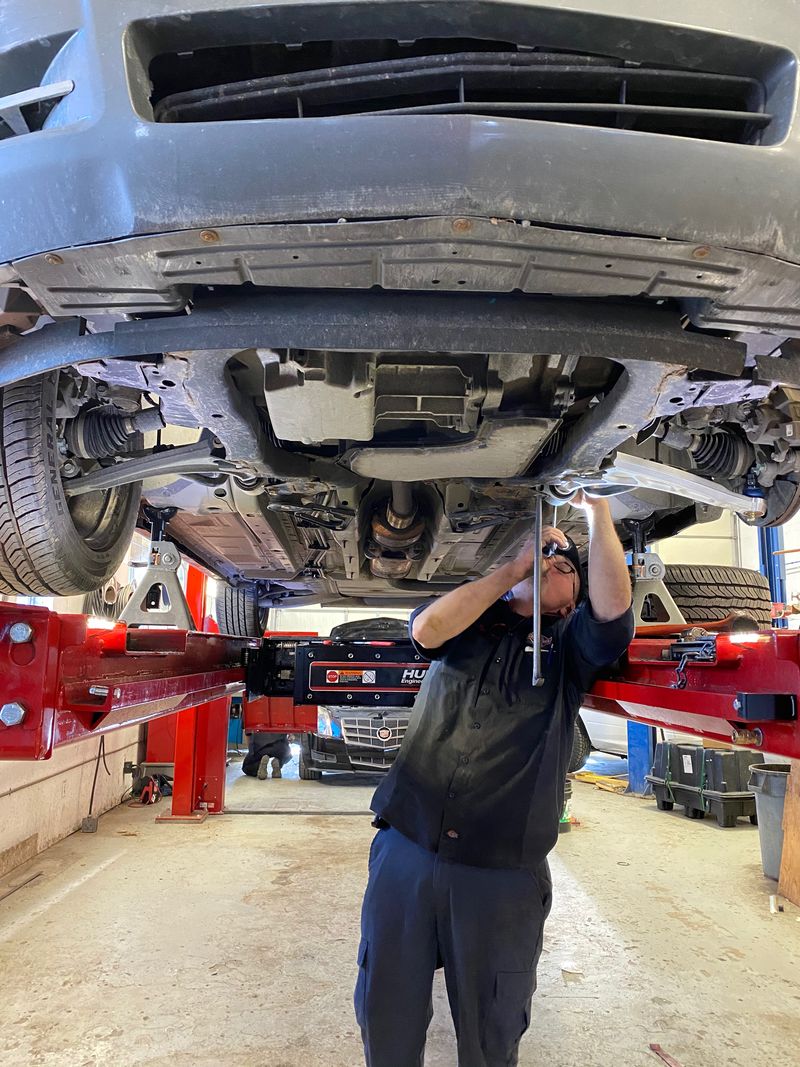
[150,38,772,144]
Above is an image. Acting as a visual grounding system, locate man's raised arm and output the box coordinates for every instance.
[411,525,569,650]
[576,494,632,622]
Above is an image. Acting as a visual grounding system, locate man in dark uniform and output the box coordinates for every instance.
[355,493,634,1067]
[241,731,292,780]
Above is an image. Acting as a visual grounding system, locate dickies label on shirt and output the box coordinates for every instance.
[525,633,554,653]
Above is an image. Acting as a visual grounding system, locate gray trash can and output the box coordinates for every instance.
[748,763,791,880]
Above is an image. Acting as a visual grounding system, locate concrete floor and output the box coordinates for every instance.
[1,755,799,1067]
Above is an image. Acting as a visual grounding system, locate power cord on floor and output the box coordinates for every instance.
[80,736,111,833]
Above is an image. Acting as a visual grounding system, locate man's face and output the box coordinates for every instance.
[539,556,579,618]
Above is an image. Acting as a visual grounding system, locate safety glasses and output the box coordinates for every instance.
[550,559,577,577]
[549,557,579,611]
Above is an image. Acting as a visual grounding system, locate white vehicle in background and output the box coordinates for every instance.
[570,708,695,770]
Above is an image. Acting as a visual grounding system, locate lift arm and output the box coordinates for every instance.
[1,604,798,761]
[584,630,800,759]
[0,603,255,760]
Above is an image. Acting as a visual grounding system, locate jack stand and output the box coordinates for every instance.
[119,506,198,630]
[624,519,686,630]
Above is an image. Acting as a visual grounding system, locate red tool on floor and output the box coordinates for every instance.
[649,1042,685,1067]
[138,776,162,805]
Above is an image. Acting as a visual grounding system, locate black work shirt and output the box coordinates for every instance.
[371,597,634,869]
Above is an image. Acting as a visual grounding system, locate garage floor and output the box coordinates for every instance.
[1,758,799,1067]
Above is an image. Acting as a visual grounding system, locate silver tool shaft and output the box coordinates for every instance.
[532,496,544,687]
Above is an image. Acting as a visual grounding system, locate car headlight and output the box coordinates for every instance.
[317,709,333,736]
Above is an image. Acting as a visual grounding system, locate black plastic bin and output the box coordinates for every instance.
[647,742,760,827]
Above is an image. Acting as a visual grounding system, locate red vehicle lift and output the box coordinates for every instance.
[1,603,798,819]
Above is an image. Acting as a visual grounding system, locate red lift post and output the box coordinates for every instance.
[158,566,230,822]
[142,563,211,803]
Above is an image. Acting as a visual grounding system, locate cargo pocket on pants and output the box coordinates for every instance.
[483,970,536,1064]
[354,938,369,1030]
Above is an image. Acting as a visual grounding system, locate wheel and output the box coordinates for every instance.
[717,811,738,828]
[0,372,140,596]
[214,582,268,637]
[750,812,759,826]
[686,807,705,820]
[568,719,592,773]
[656,796,674,812]
[663,564,772,628]
[298,736,322,781]
[745,475,800,528]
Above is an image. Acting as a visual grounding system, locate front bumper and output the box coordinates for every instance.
[1,0,800,266]
[307,733,399,773]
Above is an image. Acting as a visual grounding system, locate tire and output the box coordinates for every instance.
[214,582,268,637]
[81,579,136,621]
[568,719,592,773]
[656,796,674,812]
[298,735,322,780]
[663,564,772,628]
[0,373,140,596]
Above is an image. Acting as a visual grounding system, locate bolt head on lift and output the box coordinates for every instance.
[0,702,27,726]
[8,621,33,644]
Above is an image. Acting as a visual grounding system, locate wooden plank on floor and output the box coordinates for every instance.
[778,759,800,907]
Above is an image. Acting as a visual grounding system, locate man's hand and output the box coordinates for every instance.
[570,489,606,511]
[509,525,570,583]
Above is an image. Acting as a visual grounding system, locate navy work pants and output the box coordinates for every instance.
[355,827,552,1067]
[241,731,292,776]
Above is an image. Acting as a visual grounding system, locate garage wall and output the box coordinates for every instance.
[774,506,800,606]
[0,544,149,879]
[654,511,760,571]
[0,726,140,879]
[269,604,410,636]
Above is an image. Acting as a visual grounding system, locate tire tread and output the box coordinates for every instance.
[214,582,266,637]
[0,374,139,596]
[663,564,772,627]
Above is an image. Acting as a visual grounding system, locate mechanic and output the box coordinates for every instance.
[355,493,634,1067]
[241,731,292,780]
